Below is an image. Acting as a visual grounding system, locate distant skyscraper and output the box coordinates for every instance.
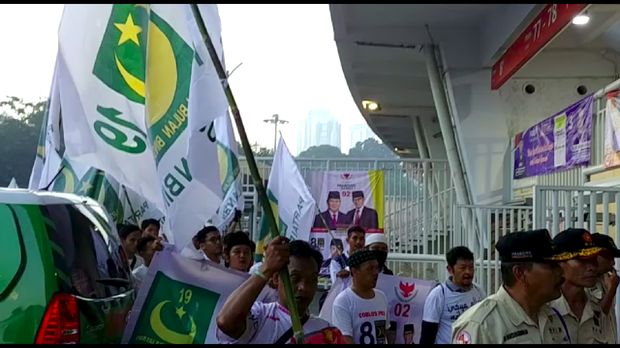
[349,123,377,151]
[297,109,341,153]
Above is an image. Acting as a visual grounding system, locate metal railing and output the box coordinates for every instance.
[533,185,620,237]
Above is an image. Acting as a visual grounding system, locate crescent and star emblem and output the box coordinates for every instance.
[149,300,197,344]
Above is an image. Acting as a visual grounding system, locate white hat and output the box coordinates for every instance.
[365,233,388,247]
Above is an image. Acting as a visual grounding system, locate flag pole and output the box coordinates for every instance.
[189,5,305,343]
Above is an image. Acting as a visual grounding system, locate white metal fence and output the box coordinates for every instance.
[533,185,620,237]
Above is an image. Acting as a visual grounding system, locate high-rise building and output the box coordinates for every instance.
[349,123,378,151]
[297,109,341,153]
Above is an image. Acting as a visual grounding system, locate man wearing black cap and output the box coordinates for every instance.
[346,190,379,230]
[588,233,620,318]
[549,228,616,344]
[332,249,391,344]
[313,191,349,229]
[451,229,569,344]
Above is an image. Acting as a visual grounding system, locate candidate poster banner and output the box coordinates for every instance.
[307,170,384,259]
[513,95,593,179]
[604,90,620,168]
[319,273,436,344]
[513,132,526,179]
[122,246,248,344]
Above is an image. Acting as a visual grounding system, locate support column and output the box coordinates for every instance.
[424,44,477,253]
[423,44,471,207]
[412,116,430,160]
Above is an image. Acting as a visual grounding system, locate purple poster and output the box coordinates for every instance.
[513,95,593,179]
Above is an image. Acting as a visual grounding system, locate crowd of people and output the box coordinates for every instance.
[114,215,620,344]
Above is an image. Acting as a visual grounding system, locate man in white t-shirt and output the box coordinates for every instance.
[420,246,485,344]
[216,237,347,344]
[332,250,392,344]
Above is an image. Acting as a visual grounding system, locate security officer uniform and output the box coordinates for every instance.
[451,229,570,344]
[549,228,616,344]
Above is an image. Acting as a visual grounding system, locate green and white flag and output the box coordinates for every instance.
[57,4,162,209]
[55,4,227,248]
[122,246,248,344]
[207,114,243,231]
[256,136,316,257]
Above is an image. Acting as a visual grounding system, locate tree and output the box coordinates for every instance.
[0,96,48,187]
[297,144,345,159]
[348,138,397,158]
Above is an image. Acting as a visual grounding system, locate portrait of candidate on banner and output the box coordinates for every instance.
[309,170,384,233]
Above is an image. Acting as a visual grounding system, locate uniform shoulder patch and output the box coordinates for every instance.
[455,330,472,344]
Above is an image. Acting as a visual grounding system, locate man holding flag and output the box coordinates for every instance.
[216,237,347,344]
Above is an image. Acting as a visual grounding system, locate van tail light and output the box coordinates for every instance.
[35,293,80,344]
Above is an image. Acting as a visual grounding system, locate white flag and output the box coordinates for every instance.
[29,55,63,190]
[146,4,223,249]
[57,5,162,209]
[256,136,316,255]
[207,114,244,231]
[54,4,227,249]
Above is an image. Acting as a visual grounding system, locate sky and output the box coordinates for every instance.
[0,4,372,155]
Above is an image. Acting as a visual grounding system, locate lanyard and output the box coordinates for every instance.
[550,307,572,344]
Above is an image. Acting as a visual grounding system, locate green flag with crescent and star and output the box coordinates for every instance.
[122,247,249,343]
[55,4,227,249]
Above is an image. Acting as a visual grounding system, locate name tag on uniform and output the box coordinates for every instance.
[503,329,528,342]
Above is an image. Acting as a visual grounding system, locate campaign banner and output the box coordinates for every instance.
[604,90,620,168]
[513,95,593,179]
[122,246,250,344]
[307,170,383,253]
[318,273,436,344]
[513,132,526,179]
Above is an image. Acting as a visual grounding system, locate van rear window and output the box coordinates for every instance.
[41,204,131,299]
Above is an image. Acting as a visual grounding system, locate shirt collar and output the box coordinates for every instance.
[445,277,469,292]
[554,291,597,324]
[497,285,539,327]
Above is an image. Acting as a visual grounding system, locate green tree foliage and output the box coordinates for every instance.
[0,97,47,187]
[348,138,397,158]
[298,144,345,158]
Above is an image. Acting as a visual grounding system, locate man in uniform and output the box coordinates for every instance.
[588,233,620,316]
[549,228,616,344]
[451,229,570,344]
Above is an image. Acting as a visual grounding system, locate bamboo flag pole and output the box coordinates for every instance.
[189,5,305,343]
